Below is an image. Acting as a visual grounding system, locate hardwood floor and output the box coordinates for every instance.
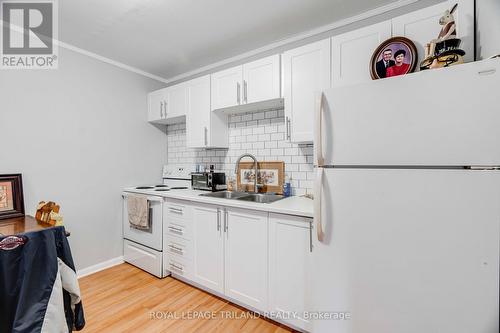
[78,263,294,333]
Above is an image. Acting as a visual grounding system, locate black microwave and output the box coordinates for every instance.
[191,172,227,192]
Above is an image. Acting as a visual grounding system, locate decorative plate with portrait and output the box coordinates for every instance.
[370,37,418,80]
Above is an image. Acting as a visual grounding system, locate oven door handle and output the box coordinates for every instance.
[122,193,163,203]
[146,197,163,203]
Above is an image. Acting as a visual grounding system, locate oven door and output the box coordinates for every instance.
[122,192,163,251]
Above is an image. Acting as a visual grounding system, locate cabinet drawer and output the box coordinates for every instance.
[165,199,191,222]
[165,221,192,241]
[123,240,163,278]
[165,254,193,280]
[164,235,193,260]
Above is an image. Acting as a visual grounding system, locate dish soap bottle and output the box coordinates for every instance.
[283,174,292,197]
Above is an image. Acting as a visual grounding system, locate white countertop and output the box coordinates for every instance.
[123,188,313,218]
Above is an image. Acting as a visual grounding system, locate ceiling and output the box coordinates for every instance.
[59,0,401,80]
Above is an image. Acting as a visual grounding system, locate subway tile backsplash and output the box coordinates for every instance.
[166,109,314,196]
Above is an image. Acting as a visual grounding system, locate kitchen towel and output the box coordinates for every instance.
[127,196,150,230]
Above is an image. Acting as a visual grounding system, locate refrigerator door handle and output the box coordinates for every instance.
[314,92,325,166]
[314,167,325,242]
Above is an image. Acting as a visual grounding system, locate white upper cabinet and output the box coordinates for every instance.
[224,208,269,312]
[392,0,474,64]
[269,214,312,331]
[148,85,187,124]
[192,204,224,293]
[242,54,281,104]
[186,75,228,149]
[165,83,187,120]
[211,65,243,110]
[211,55,281,112]
[186,75,211,148]
[283,38,331,143]
[332,20,392,87]
[147,88,168,123]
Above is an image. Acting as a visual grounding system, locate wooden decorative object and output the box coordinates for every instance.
[35,201,63,226]
[0,174,25,220]
[236,161,285,194]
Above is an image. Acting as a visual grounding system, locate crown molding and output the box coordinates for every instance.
[0,19,169,83]
[56,41,170,83]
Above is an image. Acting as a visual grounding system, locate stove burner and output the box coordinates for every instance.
[136,186,154,189]
[155,185,168,187]
[155,188,170,192]
[170,187,188,190]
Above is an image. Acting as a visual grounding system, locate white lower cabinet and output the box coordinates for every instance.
[224,208,269,312]
[163,199,194,279]
[268,213,312,331]
[192,204,225,293]
[166,200,311,330]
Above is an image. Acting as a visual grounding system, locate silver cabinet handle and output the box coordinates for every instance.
[286,116,291,140]
[160,101,164,119]
[204,126,208,146]
[243,80,248,103]
[224,210,228,238]
[168,225,183,234]
[217,208,221,233]
[169,262,184,272]
[237,82,241,105]
[169,207,183,214]
[163,100,168,118]
[168,244,184,254]
[309,220,313,252]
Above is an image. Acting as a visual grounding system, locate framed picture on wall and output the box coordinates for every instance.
[0,174,25,220]
[370,37,418,79]
[237,161,285,194]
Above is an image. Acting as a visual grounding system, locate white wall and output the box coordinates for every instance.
[0,48,166,270]
[476,0,500,59]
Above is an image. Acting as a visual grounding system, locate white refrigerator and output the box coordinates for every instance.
[309,59,500,333]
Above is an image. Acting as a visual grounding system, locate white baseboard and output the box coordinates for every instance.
[77,256,124,278]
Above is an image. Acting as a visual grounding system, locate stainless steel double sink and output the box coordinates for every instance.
[199,191,285,204]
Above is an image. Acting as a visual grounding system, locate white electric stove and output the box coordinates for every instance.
[122,166,192,277]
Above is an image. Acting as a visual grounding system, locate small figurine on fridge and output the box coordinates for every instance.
[420,3,466,70]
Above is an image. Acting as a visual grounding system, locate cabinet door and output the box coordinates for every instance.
[243,54,281,104]
[147,89,167,122]
[283,39,330,143]
[332,20,392,87]
[392,0,474,64]
[165,83,187,119]
[186,75,211,148]
[269,214,312,331]
[224,208,268,311]
[211,65,243,110]
[192,204,224,293]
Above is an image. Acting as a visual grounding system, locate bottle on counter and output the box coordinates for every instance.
[283,174,291,197]
[227,176,235,192]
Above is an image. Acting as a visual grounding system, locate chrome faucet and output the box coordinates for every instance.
[234,154,259,193]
